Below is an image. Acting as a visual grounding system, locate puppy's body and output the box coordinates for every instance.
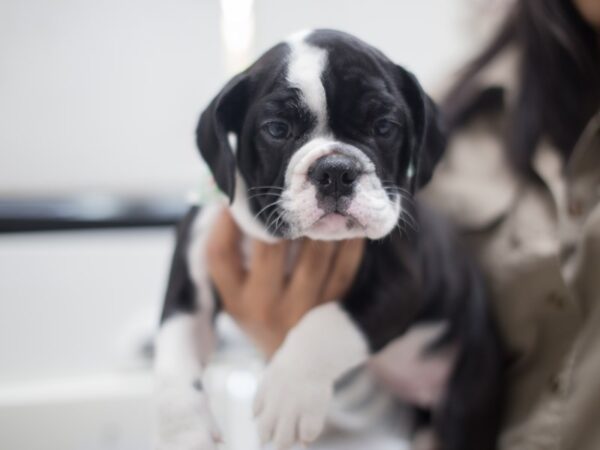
[156,30,504,450]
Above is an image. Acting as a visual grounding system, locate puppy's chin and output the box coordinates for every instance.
[303,213,370,241]
[287,209,399,241]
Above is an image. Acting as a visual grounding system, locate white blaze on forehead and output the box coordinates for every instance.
[286,31,328,133]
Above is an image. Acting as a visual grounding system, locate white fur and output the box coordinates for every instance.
[253,303,369,449]
[155,208,223,450]
[369,322,456,409]
[155,31,413,450]
[153,204,287,450]
[277,34,403,240]
[281,137,401,240]
[187,204,220,314]
[154,315,221,450]
[155,205,445,449]
[286,31,328,134]
[221,33,402,242]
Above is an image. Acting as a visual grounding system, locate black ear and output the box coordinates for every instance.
[196,73,250,202]
[395,65,446,189]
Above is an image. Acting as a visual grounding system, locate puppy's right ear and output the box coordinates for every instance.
[196,73,250,202]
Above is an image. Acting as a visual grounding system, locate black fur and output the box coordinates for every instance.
[195,31,444,233]
[307,30,446,189]
[340,201,505,449]
[164,29,505,450]
[161,205,200,322]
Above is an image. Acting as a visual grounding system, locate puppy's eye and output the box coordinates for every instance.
[263,121,291,140]
[373,118,397,137]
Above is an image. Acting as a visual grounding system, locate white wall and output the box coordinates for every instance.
[0,0,494,197]
[0,229,172,382]
[0,0,223,196]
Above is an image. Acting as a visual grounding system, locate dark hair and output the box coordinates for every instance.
[443,0,600,173]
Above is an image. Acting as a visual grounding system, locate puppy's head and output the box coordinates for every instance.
[197,29,445,241]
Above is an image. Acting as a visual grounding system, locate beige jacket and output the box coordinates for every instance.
[423,51,600,450]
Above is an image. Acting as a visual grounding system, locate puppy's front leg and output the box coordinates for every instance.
[155,312,220,450]
[254,303,368,449]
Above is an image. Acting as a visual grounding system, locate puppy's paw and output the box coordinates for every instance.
[253,363,333,450]
[156,379,222,450]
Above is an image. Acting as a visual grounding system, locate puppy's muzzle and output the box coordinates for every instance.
[308,154,361,203]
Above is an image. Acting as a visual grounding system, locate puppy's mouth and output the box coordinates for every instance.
[274,139,403,240]
[310,211,365,234]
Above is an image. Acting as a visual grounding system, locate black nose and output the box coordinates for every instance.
[308,154,361,198]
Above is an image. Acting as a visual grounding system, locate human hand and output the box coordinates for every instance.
[206,209,364,357]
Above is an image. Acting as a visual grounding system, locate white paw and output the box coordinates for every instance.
[253,363,333,450]
[156,380,222,450]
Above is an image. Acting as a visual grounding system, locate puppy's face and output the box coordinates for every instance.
[197,30,445,240]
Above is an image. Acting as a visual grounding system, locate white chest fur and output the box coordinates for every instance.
[369,323,457,409]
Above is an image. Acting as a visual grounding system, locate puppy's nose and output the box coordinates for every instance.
[308,154,361,198]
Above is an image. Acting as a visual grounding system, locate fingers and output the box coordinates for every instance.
[289,239,337,297]
[299,414,326,445]
[253,380,266,417]
[272,410,296,450]
[257,408,277,447]
[206,209,246,302]
[285,240,337,323]
[321,239,365,301]
[249,239,289,293]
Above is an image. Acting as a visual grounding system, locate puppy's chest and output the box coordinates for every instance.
[235,226,456,407]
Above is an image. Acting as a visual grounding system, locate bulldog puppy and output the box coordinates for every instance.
[155,29,504,450]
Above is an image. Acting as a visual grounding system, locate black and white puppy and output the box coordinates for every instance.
[156,29,504,450]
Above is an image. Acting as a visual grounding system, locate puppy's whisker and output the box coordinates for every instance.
[267,216,281,234]
[253,199,282,221]
[388,190,415,208]
[246,192,283,201]
[399,209,418,232]
[266,209,284,234]
[381,183,412,197]
[395,215,416,238]
[275,214,284,232]
[248,186,285,192]
[264,205,282,229]
[382,185,412,195]
[394,221,404,237]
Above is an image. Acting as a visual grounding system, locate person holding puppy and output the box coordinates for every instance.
[208,0,600,448]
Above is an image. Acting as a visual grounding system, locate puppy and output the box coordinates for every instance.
[155,29,504,450]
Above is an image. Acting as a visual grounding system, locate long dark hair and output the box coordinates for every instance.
[444,0,600,174]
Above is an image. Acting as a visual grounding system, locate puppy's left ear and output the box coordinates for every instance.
[395,65,446,189]
[196,73,250,202]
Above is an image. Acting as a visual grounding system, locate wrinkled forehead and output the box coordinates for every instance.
[284,31,329,131]
[250,30,396,122]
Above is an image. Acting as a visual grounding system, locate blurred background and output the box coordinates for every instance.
[0,0,507,448]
